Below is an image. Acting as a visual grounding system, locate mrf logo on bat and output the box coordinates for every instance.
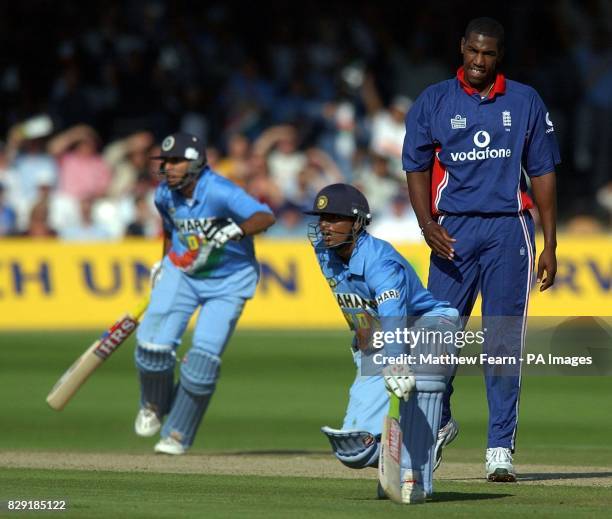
[94,317,139,359]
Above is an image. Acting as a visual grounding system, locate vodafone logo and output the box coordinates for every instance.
[450,131,512,162]
[473,131,491,148]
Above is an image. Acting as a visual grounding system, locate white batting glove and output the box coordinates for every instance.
[383,364,416,401]
[150,260,163,288]
[202,218,244,249]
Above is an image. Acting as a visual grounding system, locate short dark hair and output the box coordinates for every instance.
[464,17,505,50]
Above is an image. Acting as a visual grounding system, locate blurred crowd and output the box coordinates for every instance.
[0,0,610,240]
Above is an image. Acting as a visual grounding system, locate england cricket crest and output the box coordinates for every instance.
[502,110,512,130]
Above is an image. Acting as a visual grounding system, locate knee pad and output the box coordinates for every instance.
[321,426,380,469]
[135,343,175,373]
[180,349,221,396]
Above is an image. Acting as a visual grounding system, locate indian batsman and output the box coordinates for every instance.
[134,132,275,454]
[306,183,459,502]
[403,17,560,481]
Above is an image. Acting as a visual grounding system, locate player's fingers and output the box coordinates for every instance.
[540,268,556,291]
[428,234,454,260]
[432,228,455,252]
[383,377,401,399]
[439,227,457,243]
[536,258,545,284]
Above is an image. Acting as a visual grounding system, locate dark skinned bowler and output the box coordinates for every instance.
[402,17,560,482]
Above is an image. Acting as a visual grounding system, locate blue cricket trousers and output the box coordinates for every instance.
[427,213,535,450]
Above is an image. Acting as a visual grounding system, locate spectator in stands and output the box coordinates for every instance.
[215,133,251,187]
[244,153,284,210]
[254,125,306,202]
[104,131,154,198]
[354,153,399,216]
[48,125,112,201]
[59,196,113,241]
[265,202,309,238]
[125,194,160,238]
[369,194,421,242]
[5,115,58,231]
[22,201,57,238]
[0,183,17,235]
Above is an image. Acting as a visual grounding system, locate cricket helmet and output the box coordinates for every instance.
[152,132,207,190]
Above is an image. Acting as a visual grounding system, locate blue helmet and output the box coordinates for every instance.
[304,183,371,225]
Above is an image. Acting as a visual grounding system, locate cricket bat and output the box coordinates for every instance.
[46,297,149,411]
[378,393,402,503]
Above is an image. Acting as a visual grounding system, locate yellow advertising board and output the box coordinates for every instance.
[0,236,610,329]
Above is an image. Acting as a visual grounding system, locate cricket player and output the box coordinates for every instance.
[134,132,275,454]
[306,183,459,502]
[403,17,560,481]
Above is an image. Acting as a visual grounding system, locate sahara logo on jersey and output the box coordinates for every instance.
[376,289,400,306]
[335,292,377,311]
[449,130,512,162]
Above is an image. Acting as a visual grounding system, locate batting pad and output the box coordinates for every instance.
[399,391,443,496]
[161,384,212,447]
[135,344,176,416]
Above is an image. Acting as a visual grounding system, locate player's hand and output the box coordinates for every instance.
[202,218,245,248]
[536,246,557,291]
[422,221,456,260]
[383,365,415,401]
[150,260,163,288]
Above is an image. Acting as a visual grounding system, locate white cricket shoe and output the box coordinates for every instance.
[154,437,187,455]
[433,418,459,471]
[134,407,161,437]
[400,480,426,504]
[486,447,516,482]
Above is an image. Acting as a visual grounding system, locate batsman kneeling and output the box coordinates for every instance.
[306,184,459,503]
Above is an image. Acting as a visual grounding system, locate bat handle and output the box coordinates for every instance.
[131,296,150,320]
[388,393,401,420]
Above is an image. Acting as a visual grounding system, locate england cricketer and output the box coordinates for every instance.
[306,183,460,502]
[403,17,560,481]
[134,132,275,454]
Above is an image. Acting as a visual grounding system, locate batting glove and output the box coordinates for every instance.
[383,364,416,401]
[202,218,244,249]
[150,260,163,288]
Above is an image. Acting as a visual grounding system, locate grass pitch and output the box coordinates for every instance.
[0,329,611,517]
[2,470,612,518]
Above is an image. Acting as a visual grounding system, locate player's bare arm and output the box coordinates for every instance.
[531,172,558,291]
[239,211,276,237]
[406,170,456,260]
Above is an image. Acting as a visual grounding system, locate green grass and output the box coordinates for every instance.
[1,469,612,518]
[0,330,611,517]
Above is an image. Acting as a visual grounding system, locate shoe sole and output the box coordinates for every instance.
[487,469,516,482]
[433,422,459,472]
[154,447,185,455]
[135,426,160,437]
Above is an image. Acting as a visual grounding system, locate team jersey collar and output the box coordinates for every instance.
[187,166,210,203]
[456,67,506,100]
[347,232,369,276]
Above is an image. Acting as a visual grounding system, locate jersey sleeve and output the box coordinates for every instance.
[225,182,273,222]
[402,89,435,173]
[154,187,174,234]
[368,260,408,318]
[523,92,561,177]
